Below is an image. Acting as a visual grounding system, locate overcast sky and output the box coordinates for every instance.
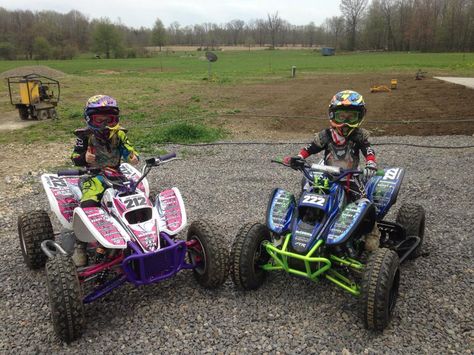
[1,0,342,28]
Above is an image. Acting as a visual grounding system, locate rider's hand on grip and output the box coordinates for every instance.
[363,161,377,180]
[284,156,305,170]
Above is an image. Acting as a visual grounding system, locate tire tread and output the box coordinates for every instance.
[46,254,84,343]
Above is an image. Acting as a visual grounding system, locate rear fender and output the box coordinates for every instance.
[266,188,296,234]
[326,198,375,245]
[155,188,187,235]
[366,167,405,220]
[72,207,129,248]
[41,174,80,229]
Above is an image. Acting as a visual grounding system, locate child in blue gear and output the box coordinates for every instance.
[70,95,140,265]
[284,90,380,251]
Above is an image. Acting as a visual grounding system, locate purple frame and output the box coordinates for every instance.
[82,232,195,304]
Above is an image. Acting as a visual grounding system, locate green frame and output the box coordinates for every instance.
[262,233,364,296]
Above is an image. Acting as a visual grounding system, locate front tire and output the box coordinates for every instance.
[46,254,84,343]
[361,248,400,331]
[18,210,54,269]
[230,223,272,290]
[186,220,228,289]
[396,203,425,258]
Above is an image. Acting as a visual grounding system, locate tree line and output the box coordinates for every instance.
[0,0,473,60]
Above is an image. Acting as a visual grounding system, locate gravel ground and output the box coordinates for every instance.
[1,135,473,354]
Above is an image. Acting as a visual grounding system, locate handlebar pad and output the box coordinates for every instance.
[57,169,83,176]
[159,152,176,161]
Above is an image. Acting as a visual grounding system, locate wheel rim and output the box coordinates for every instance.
[188,236,207,275]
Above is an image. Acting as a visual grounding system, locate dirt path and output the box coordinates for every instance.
[0,111,39,131]
[434,76,474,89]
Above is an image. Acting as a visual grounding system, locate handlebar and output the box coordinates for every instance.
[272,158,385,183]
[145,152,177,166]
[57,152,178,193]
[57,168,100,177]
[57,169,83,177]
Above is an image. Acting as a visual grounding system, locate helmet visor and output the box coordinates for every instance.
[90,114,119,128]
[333,111,360,125]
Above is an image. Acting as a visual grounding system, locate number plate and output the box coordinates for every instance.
[301,193,327,207]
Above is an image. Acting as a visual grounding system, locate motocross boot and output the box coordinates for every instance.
[365,224,381,252]
[72,242,88,267]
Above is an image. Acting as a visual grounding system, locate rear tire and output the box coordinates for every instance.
[18,210,54,269]
[18,106,29,120]
[361,248,400,331]
[38,109,49,120]
[186,220,228,289]
[230,222,271,290]
[46,254,84,343]
[396,203,425,258]
[48,108,58,119]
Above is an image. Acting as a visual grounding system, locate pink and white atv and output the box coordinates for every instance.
[18,153,228,343]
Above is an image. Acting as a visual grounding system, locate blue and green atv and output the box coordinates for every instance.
[230,159,425,331]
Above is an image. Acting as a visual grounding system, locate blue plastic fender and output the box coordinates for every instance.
[266,188,296,234]
[366,167,405,220]
[326,198,375,245]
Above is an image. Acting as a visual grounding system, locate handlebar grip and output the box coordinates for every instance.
[158,152,176,161]
[57,170,83,176]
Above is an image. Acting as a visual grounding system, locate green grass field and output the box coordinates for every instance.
[1,50,473,149]
[2,51,474,78]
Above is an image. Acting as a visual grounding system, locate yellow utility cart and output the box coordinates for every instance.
[6,73,60,120]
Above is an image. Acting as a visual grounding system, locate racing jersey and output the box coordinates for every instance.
[71,126,139,168]
[299,128,376,169]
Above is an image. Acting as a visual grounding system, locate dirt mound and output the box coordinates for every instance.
[0,65,66,79]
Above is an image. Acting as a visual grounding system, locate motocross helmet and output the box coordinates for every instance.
[328,90,366,137]
[84,95,120,138]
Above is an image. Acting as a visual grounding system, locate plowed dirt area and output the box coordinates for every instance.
[211,73,474,139]
[1,73,474,138]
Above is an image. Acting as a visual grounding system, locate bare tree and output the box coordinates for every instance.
[226,19,245,45]
[326,16,345,49]
[305,22,317,47]
[267,12,283,48]
[380,0,398,50]
[340,0,368,50]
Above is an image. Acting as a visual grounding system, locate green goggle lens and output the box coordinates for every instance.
[333,111,360,124]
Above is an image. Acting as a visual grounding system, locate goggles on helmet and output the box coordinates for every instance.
[89,114,119,129]
[332,110,360,125]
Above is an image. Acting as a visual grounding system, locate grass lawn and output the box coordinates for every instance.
[1,50,473,149]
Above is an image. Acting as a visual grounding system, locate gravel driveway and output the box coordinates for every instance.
[1,135,473,354]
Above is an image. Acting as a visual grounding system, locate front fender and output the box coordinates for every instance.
[155,187,187,235]
[266,188,296,235]
[326,198,375,245]
[366,167,405,220]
